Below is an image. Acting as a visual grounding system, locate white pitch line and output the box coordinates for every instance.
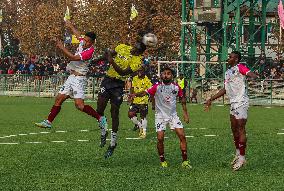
[29,133,38,135]
[199,128,207,130]
[56,131,67,133]
[40,132,50,134]
[19,134,28,136]
[26,142,42,144]
[265,107,272,109]
[186,136,194,138]
[216,105,224,107]
[126,137,142,140]
[204,135,217,137]
[80,130,89,132]
[0,135,17,138]
[78,140,89,142]
[277,133,284,135]
[0,142,19,145]
[51,141,66,143]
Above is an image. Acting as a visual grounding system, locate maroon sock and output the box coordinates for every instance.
[239,142,247,156]
[82,105,101,120]
[47,105,61,123]
[181,150,188,161]
[234,137,240,150]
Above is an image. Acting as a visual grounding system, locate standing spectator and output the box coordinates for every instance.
[177,73,187,100]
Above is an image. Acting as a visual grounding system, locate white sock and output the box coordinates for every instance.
[236,149,240,156]
[110,131,117,147]
[101,128,106,136]
[130,116,141,127]
[239,155,245,161]
[141,118,147,133]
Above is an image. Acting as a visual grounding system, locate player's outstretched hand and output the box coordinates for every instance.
[51,38,64,49]
[204,100,211,112]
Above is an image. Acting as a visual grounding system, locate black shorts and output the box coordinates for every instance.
[129,104,148,117]
[98,76,125,107]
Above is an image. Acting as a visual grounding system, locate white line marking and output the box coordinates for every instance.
[26,142,42,144]
[56,131,67,133]
[199,128,207,130]
[0,142,19,145]
[0,135,17,138]
[186,136,194,138]
[40,132,50,134]
[51,141,66,143]
[265,107,272,109]
[29,133,38,135]
[216,105,224,107]
[19,134,28,136]
[204,135,217,137]
[80,130,89,132]
[277,133,284,135]
[126,137,142,140]
[78,140,89,142]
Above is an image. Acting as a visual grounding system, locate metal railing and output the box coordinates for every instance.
[0,74,283,105]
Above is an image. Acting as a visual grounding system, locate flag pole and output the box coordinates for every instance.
[280,24,282,62]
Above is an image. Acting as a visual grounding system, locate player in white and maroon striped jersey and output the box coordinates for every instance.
[205,51,258,171]
[130,67,191,169]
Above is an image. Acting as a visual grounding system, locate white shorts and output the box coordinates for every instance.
[230,102,249,119]
[58,75,87,99]
[155,113,183,132]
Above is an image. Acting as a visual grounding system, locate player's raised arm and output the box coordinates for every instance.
[106,50,133,76]
[204,88,226,112]
[65,20,81,40]
[54,39,80,61]
[246,71,258,79]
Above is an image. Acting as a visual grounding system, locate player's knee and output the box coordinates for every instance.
[128,112,136,118]
[75,103,84,111]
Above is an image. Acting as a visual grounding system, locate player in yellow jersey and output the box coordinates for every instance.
[128,67,152,138]
[97,37,152,158]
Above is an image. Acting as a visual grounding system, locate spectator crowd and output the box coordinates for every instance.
[1,55,284,81]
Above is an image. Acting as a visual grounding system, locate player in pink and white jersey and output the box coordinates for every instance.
[204,51,258,171]
[130,67,191,168]
[35,21,108,147]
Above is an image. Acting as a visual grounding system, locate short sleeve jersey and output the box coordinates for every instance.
[106,44,143,81]
[66,37,95,75]
[146,82,183,118]
[132,75,152,105]
[224,64,250,104]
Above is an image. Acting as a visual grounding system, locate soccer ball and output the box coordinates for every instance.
[142,33,158,47]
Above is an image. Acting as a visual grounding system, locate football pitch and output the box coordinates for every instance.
[0,96,283,191]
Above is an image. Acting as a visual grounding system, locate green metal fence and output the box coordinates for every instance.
[188,78,284,105]
[0,74,99,99]
[0,74,283,105]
